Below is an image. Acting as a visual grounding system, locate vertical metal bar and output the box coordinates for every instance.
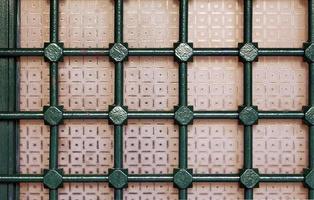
[50,0,59,43]
[244,126,253,168]
[49,127,59,169]
[179,125,188,168]
[179,0,188,43]
[114,125,123,169]
[0,0,17,199]
[114,0,123,44]
[243,125,254,198]
[243,0,254,199]
[48,0,59,199]
[114,62,123,106]
[113,0,124,199]
[243,0,253,43]
[309,63,314,106]
[178,0,189,199]
[49,62,58,108]
[244,62,253,106]
[309,125,314,167]
[178,63,188,107]
[308,0,314,198]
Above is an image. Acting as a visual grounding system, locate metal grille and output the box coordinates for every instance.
[0,0,314,199]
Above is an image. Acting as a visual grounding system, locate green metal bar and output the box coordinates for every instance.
[244,126,253,169]
[243,0,254,199]
[243,0,253,161]
[309,65,314,198]
[178,0,189,199]
[0,174,305,183]
[0,48,44,56]
[50,62,58,107]
[310,63,314,106]
[179,0,188,43]
[0,0,17,199]
[114,126,123,168]
[0,110,307,120]
[114,62,124,105]
[48,0,60,199]
[0,47,308,57]
[258,48,304,56]
[258,111,304,119]
[113,0,124,199]
[310,126,314,168]
[178,63,188,106]
[129,48,174,56]
[48,3,59,162]
[50,0,59,44]
[309,0,314,42]
[308,1,314,198]
[114,0,123,43]
[113,0,124,163]
[49,126,59,169]
[179,125,188,168]
[64,49,109,56]
[243,0,253,43]
[244,62,253,106]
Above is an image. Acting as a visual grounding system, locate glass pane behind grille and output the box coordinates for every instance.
[19,0,308,199]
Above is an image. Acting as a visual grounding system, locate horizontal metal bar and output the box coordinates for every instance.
[63,175,108,182]
[193,48,238,56]
[258,111,304,119]
[128,48,174,56]
[0,48,44,56]
[0,174,304,183]
[192,174,239,182]
[63,112,108,119]
[63,49,109,56]
[0,111,305,120]
[0,48,305,57]
[127,174,173,182]
[259,174,304,182]
[0,175,43,182]
[193,111,238,119]
[258,48,304,56]
[128,111,173,119]
[0,112,43,119]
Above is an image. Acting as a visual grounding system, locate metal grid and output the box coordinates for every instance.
[0,0,314,199]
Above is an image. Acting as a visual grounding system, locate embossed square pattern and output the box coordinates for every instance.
[19,0,308,199]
